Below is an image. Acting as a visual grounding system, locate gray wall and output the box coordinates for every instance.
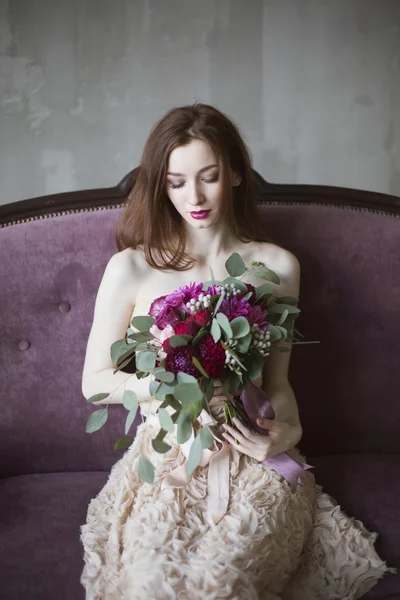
[0,0,399,205]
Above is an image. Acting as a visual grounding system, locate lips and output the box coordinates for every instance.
[190,210,210,220]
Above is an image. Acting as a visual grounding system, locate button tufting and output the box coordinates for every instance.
[18,340,30,351]
[58,301,71,313]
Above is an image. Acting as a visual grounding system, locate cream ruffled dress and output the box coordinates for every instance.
[80,388,394,600]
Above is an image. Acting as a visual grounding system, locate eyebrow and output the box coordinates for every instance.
[167,163,218,176]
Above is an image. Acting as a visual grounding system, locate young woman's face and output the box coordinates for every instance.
[166,139,224,229]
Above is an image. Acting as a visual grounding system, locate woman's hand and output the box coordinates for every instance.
[222,417,302,461]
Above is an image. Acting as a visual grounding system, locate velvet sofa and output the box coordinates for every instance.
[0,171,399,600]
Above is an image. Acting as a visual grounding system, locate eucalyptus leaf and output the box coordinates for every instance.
[128,332,152,343]
[255,282,273,300]
[276,296,299,306]
[154,368,175,383]
[122,390,138,411]
[137,456,155,484]
[159,394,181,411]
[221,342,247,370]
[273,304,300,315]
[152,438,172,453]
[177,411,193,444]
[177,372,197,384]
[131,315,155,332]
[149,380,159,396]
[198,426,214,449]
[159,408,174,433]
[175,382,203,404]
[225,252,246,277]
[278,309,289,326]
[210,265,216,283]
[113,355,135,374]
[86,408,108,433]
[211,318,221,343]
[216,312,233,338]
[230,316,250,338]
[235,331,252,353]
[113,435,134,451]
[136,352,156,371]
[242,292,252,301]
[253,266,280,285]
[116,348,137,366]
[212,292,225,316]
[244,356,265,381]
[268,324,283,342]
[186,434,203,476]
[87,393,110,404]
[154,382,176,401]
[125,406,138,435]
[276,325,288,339]
[111,339,133,365]
[170,334,192,347]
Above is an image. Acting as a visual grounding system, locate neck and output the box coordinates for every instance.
[183,222,239,265]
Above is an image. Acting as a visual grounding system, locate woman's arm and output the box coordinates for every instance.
[81,250,152,405]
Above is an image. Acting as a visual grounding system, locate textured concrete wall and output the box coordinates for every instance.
[0,0,399,205]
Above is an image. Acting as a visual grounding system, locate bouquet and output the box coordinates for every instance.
[86,252,312,485]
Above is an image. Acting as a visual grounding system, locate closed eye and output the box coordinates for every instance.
[168,175,219,190]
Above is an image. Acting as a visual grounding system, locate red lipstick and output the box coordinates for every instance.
[190,210,210,220]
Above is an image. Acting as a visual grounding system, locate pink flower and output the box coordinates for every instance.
[179,282,203,303]
[220,296,251,320]
[150,324,174,344]
[154,306,179,330]
[164,290,185,309]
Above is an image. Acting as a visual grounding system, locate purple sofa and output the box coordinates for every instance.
[0,171,399,600]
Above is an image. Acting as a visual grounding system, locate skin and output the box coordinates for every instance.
[82,138,302,461]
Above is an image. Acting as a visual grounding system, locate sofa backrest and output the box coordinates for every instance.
[1,186,399,476]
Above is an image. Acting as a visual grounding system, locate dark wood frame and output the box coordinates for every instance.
[1,168,399,227]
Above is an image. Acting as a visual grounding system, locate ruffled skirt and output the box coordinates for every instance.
[80,420,393,600]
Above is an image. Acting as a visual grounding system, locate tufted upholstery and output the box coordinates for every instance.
[0,187,399,599]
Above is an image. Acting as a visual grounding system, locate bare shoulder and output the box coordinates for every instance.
[250,241,300,295]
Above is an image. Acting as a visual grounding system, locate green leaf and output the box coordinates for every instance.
[235,331,252,353]
[122,390,138,411]
[152,438,172,453]
[87,393,109,404]
[86,408,108,433]
[153,368,175,383]
[154,382,176,401]
[255,282,273,300]
[113,435,134,451]
[125,406,138,434]
[276,296,299,306]
[136,352,156,371]
[268,325,283,342]
[177,411,193,444]
[201,377,215,403]
[253,266,280,285]
[278,309,289,326]
[211,318,221,343]
[111,339,133,365]
[192,327,208,346]
[216,312,233,338]
[212,292,225,316]
[186,434,203,476]
[192,356,209,378]
[175,382,203,404]
[275,325,288,340]
[159,408,174,433]
[137,456,155,484]
[244,355,265,380]
[116,348,136,367]
[210,265,216,283]
[131,315,155,332]
[198,426,214,449]
[170,334,192,347]
[159,394,181,411]
[230,316,250,338]
[128,331,152,343]
[225,252,246,277]
[273,304,300,315]
[177,372,197,384]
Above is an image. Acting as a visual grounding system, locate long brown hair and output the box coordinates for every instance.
[116,103,270,270]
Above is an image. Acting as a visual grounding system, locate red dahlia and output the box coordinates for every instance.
[198,334,226,378]
[165,345,200,378]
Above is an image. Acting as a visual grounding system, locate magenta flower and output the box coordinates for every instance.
[205,284,219,296]
[149,295,167,317]
[247,305,269,331]
[219,296,251,320]
[154,305,180,330]
[179,282,203,302]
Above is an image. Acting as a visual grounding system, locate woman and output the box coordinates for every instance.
[80,104,391,599]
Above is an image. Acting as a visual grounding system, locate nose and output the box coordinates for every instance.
[187,181,205,206]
